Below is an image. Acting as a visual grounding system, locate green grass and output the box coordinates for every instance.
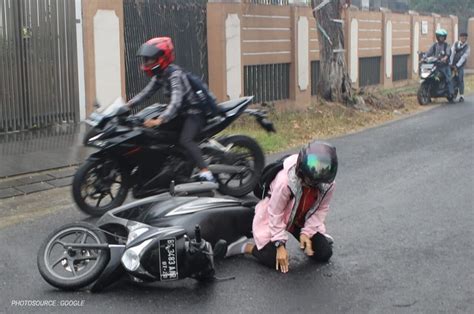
[220,101,401,153]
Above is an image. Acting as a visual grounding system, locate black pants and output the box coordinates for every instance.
[251,232,333,269]
[179,113,207,169]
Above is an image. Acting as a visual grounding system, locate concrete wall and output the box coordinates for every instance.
[207,3,459,105]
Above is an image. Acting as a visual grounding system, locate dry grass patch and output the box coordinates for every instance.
[222,76,474,153]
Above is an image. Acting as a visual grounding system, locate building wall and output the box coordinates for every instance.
[468,18,474,70]
[207,3,458,106]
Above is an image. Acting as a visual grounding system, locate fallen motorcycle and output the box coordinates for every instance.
[74,96,274,216]
[37,182,255,291]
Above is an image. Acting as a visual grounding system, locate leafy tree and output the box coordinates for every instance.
[410,0,474,33]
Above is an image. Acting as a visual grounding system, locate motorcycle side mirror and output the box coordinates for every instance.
[93,100,100,109]
[194,225,202,244]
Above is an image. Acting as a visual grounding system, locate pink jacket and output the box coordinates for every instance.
[252,154,335,250]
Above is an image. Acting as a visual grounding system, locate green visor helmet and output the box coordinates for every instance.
[436,28,448,39]
[296,141,338,187]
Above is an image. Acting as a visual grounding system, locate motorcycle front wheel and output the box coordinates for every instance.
[37,222,110,290]
[417,82,431,106]
[214,135,265,197]
[72,159,129,216]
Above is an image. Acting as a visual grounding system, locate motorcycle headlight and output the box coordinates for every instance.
[121,238,153,271]
[89,140,108,148]
[121,249,140,271]
[127,227,149,244]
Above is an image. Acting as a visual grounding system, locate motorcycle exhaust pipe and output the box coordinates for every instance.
[208,164,247,174]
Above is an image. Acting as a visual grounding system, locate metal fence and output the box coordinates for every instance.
[0,0,79,133]
[244,64,290,103]
[393,55,409,81]
[359,57,381,87]
[244,0,292,5]
[311,61,320,96]
[123,0,208,111]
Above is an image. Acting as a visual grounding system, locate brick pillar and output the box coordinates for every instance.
[410,11,420,80]
[82,0,126,115]
[382,12,393,88]
[207,1,242,102]
[468,18,474,70]
[289,5,311,107]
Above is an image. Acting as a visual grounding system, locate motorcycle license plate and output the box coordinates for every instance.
[159,238,179,281]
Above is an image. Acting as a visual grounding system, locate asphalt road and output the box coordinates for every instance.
[0,97,473,314]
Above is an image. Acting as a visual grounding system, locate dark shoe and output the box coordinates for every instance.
[213,240,228,261]
[459,96,464,103]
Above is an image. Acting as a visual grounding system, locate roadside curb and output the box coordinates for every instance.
[0,167,77,199]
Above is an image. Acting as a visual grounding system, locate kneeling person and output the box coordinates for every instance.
[226,141,337,273]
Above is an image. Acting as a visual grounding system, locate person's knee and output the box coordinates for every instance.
[310,233,333,263]
[252,244,277,268]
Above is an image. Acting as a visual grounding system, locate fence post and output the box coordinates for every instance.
[468,18,474,70]
[207,1,243,102]
[382,11,393,88]
[289,4,311,107]
[75,0,86,121]
[450,15,459,44]
[410,11,420,80]
[82,0,126,115]
[346,9,359,88]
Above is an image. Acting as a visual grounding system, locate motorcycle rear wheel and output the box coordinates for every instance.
[72,159,129,216]
[37,222,110,290]
[215,135,265,197]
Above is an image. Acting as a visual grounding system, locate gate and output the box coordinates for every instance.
[0,0,79,133]
[123,0,208,110]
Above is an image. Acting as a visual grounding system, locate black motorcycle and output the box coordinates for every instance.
[73,96,274,216]
[417,56,459,105]
[37,182,255,291]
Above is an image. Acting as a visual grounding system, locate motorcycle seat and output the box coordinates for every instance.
[218,98,250,113]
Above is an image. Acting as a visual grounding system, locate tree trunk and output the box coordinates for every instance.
[311,0,352,104]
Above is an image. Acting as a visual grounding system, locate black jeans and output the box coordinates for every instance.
[179,113,207,169]
[251,232,333,269]
[457,67,465,95]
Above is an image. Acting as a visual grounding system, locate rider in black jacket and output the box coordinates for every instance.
[426,29,454,100]
[127,37,216,182]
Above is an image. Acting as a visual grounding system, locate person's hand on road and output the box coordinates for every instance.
[300,233,314,256]
[276,246,289,273]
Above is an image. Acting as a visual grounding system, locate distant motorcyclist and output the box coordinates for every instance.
[426,29,454,100]
[225,141,337,273]
[127,37,216,182]
[450,32,471,102]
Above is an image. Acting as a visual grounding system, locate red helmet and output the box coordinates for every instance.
[137,37,175,77]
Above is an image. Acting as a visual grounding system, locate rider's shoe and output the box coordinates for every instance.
[324,233,334,246]
[198,171,217,183]
[213,239,228,261]
[459,96,464,103]
[225,236,253,257]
